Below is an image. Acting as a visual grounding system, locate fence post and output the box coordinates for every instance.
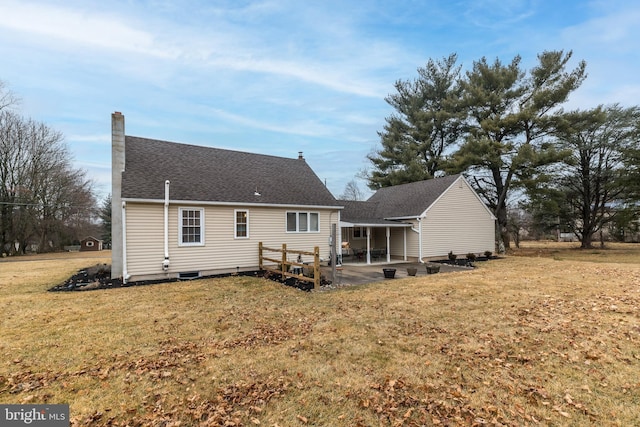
[314,246,320,289]
[281,243,287,275]
[258,242,263,270]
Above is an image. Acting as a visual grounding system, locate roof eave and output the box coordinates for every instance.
[123,197,343,210]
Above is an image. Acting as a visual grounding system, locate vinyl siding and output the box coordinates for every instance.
[391,221,421,259]
[421,179,495,258]
[124,202,338,281]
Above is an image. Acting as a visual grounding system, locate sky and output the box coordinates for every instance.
[1,0,638,201]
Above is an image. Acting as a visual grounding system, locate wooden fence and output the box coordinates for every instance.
[258,243,321,290]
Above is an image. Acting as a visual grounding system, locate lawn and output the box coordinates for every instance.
[1,243,639,426]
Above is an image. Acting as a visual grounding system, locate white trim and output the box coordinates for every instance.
[178,207,205,246]
[123,197,343,210]
[340,221,411,228]
[234,209,249,239]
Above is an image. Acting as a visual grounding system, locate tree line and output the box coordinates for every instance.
[0,82,99,255]
[366,50,640,249]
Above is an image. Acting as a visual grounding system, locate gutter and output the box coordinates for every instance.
[122,197,343,210]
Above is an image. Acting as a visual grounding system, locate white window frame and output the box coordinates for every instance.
[286,211,320,233]
[179,207,205,246]
[86,241,94,247]
[234,209,249,239]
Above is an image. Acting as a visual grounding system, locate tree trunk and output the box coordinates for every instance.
[580,233,593,249]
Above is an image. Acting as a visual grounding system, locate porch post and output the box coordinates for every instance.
[403,227,407,261]
[366,226,371,264]
[386,227,391,262]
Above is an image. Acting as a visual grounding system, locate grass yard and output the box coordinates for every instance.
[1,243,639,426]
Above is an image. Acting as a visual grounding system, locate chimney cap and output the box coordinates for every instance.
[298,151,304,160]
[113,111,122,115]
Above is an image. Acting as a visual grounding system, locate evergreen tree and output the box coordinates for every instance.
[98,194,112,247]
[553,105,640,248]
[368,54,464,189]
[448,51,586,250]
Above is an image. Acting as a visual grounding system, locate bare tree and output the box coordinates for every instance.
[339,179,366,201]
[0,80,19,111]
[0,83,95,254]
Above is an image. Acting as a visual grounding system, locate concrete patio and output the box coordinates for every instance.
[320,261,473,287]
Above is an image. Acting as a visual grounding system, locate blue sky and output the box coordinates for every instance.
[1,0,638,201]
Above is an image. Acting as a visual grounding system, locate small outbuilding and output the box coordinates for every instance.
[80,236,103,252]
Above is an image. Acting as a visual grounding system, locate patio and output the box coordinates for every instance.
[320,261,472,287]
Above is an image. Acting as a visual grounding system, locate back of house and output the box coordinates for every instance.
[110,112,342,282]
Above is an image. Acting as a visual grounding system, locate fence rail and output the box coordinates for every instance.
[258,242,321,289]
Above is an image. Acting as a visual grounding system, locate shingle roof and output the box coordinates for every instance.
[340,201,383,224]
[339,174,461,223]
[121,136,340,207]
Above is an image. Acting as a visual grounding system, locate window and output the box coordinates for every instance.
[86,241,94,247]
[179,208,204,246]
[286,211,319,233]
[235,210,249,238]
[353,227,367,239]
[299,212,308,232]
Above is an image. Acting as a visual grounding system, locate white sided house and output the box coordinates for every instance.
[339,175,496,264]
[110,112,342,282]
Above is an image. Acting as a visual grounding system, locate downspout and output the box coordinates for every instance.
[162,180,170,272]
[122,201,130,283]
[337,210,342,266]
[408,218,423,262]
[417,217,424,263]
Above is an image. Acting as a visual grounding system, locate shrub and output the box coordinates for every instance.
[466,253,477,262]
[448,251,457,261]
[484,250,493,258]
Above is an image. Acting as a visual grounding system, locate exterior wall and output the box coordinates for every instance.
[124,202,338,281]
[389,223,420,260]
[421,179,495,258]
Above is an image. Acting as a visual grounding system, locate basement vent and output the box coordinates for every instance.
[178,271,200,280]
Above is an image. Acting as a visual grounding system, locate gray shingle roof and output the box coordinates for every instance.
[121,136,340,207]
[340,174,461,223]
[339,201,384,224]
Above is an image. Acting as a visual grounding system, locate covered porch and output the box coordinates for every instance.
[339,220,413,265]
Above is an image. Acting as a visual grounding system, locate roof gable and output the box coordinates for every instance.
[366,174,462,218]
[121,136,340,207]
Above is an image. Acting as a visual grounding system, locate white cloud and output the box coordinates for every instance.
[0,0,393,98]
[205,107,339,137]
[0,1,173,58]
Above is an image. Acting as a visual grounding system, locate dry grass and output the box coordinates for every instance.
[1,245,639,426]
